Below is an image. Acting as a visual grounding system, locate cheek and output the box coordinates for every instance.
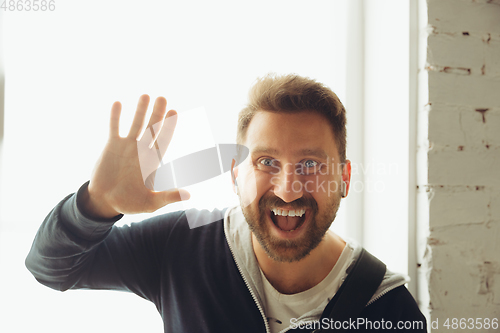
[241,172,275,208]
[303,174,341,197]
[238,169,260,208]
[254,172,275,191]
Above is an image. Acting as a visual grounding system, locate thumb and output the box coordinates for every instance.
[151,188,191,208]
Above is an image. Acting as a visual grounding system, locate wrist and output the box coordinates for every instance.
[80,183,121,220]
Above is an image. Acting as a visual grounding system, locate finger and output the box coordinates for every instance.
[146,97,168,131]
[127,94,150,140]
[109,101,122,138]
[151,188,190,209]
[155,110,178,158]
[146,97,168,148]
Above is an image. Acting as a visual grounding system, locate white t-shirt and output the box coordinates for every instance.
[260,241,355,333]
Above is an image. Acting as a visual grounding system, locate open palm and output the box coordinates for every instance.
[83,95,189,219]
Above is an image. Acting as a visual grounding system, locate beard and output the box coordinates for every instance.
[240,191,341,263]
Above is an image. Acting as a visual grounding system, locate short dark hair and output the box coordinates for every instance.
[237,73,347,162]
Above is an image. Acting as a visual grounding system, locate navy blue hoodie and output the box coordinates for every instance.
[26,183,426,332]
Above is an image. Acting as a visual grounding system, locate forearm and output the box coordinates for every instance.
[25,182,120,291]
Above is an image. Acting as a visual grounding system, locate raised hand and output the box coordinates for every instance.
[81,95,190,219]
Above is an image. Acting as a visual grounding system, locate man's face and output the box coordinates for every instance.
[235,110,349,263]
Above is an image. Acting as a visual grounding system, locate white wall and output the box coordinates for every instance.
[421,0,500,329]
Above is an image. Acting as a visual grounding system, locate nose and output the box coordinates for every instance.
[272,163,304,203]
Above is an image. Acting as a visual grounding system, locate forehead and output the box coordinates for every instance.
[244,110,338,159]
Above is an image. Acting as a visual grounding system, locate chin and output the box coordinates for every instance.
[244,209,333,263]
[240,192,340,263]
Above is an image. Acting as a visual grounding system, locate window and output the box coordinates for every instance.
[0,1,353,332]
[0,1,416,331]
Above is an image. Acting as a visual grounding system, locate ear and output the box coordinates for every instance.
[341,160,352,198]
[231,158,239,194]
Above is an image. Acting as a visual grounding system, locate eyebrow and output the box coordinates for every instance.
[298,148,329,160]
[252,147,280,156]
[251,147,329,160]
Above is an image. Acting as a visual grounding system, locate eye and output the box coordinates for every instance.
[297,159,320,175]
[304,160,318,168]
[260,158,276,167]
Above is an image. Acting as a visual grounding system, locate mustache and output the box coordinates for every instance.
[258,193,318,212]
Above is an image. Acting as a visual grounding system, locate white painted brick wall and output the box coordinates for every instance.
[428,151,500,186]
[429,186,489,227]
[428,0,500,34]
[424,0,500,331]
[485,36,500,76]
[427,33,484,75]
[428,104,500,149]
[428,72,500,106]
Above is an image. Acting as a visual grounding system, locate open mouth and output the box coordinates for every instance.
[269,208,308,232]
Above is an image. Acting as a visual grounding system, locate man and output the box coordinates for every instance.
[26,74,426,332]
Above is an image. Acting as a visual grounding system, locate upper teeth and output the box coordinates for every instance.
[272,208,306,217]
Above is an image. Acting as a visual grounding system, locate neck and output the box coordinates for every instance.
[252,230,345,294]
